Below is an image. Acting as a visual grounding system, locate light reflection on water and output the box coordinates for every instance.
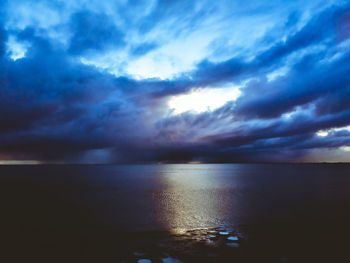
[3,164,350,233]
[2,163,350,263]
[2,164,350,263]
[155,164,239,231]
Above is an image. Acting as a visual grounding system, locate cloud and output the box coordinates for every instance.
[0,1,349,163]
[68,11,125,54]
[130,42,158,57]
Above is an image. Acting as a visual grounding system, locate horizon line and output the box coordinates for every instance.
[0,161,350,166]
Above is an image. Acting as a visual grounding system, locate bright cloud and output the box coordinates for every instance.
[316,125,350,137]
[6,36,28,61]
[168,85,241,114]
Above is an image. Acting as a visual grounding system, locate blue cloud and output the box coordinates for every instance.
[68,11,125,54]
[130,42,158,57]
[0,0,349,163]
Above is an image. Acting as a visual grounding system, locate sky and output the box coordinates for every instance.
[0,0,350,163]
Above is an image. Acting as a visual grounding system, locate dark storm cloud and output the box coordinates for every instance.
[68,11,125,54]
[0,1,350,163]
[0,27,133,160]
[232,51,350,119]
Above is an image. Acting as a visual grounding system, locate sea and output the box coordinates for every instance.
[1,163,349,262]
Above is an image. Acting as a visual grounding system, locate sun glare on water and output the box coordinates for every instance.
[168,86,241,115]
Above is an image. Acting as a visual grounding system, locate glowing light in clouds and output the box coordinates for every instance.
[168,86,241,114]
[316,130,329,137]
[316,125,350,137]
[6,36,29,61]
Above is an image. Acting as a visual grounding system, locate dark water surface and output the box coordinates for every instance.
[1,164,350,262]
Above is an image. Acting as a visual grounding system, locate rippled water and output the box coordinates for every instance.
[1,164,350,262]
[2,163,350,230]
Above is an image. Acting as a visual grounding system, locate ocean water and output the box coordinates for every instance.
[1,164,350,262]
